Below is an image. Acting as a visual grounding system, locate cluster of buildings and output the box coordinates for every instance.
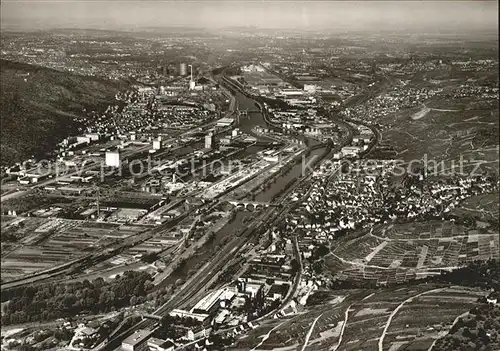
[234,63,327,107]
[1,31,212,82]
[333,124,374,159]
[122,330,174,351]
[241,64,265,73]
[116,273,291,350]
[341,82,442,122]
[77,87,219,138]
[443,85,499,100]
[1,315,123,351]
[167,274,290,328]
[120,262,297,351]
[283,162,498,272]
[266,107,338,141]
[267,61,328,83]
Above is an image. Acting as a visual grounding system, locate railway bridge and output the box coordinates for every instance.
[226,200,275,211]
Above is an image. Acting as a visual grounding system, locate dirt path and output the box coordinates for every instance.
[331,304,352,351]
[378,288,445,351]
[301,313,324,351]
[427,311,469,351]
[250,322,284,351]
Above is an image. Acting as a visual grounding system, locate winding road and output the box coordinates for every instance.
[250,322,285,351]
[332,304,352,351]
[378,288,444,351]
[427,311,469,351]
[300,313,323,351]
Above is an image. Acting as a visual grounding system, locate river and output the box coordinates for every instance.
[232,90,326,202]
[161,88,328,287]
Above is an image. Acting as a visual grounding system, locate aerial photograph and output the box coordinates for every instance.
[0,0,498,350]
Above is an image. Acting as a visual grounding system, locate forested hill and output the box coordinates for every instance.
[0,59,129,166]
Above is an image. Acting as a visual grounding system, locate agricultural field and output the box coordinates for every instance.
[0,217,145,282]
[230,286,487,351]
[231,295,352,351]
[451,193,500,224]
[376,81,499,175]
[341,286,486,351]
[324,221,499,285]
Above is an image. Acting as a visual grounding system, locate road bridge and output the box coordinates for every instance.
[141,313,162,321]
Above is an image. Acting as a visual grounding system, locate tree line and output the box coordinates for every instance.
[1,271,154,325]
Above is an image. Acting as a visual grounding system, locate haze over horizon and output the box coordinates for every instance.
[1,0,498,33]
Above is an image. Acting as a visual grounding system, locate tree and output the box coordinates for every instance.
[314,244,330,259]
[140,252,159,263]
[2,271,154,325]
[290,259,300,275]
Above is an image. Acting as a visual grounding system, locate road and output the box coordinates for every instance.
[427,311,469,351]
[96,85,332,350]
[331,304,352,351]
[0,189,28,202]
[1,95,239,291]
[300,312,323,351]
[378,288,444,351]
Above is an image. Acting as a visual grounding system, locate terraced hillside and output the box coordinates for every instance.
[324,221,499,285]
[230,286,489,351]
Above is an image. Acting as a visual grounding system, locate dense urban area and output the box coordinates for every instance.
[1,25,499,351]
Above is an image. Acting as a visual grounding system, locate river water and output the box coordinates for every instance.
[233,90,326,202]
[161,89,327,286]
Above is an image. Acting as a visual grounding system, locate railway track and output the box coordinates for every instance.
[97,138,334,350]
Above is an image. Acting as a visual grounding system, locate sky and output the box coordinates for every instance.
[1,0,498,33]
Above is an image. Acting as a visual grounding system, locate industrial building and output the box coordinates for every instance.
[237,278,265,299]
[191,288,236,316]
[121,329,153,351]
[153,139,162,150]
[105,148,121,167]
[303,84,317,94]
[216,117,234,127]
[341,146,362,158]
[170,309,210,324]
[188,64,196,90]
[147,337,175,351]
[179,62,187,76]
[204,132,214,149]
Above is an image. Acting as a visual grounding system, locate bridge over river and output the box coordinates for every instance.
[226,200,277,211]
